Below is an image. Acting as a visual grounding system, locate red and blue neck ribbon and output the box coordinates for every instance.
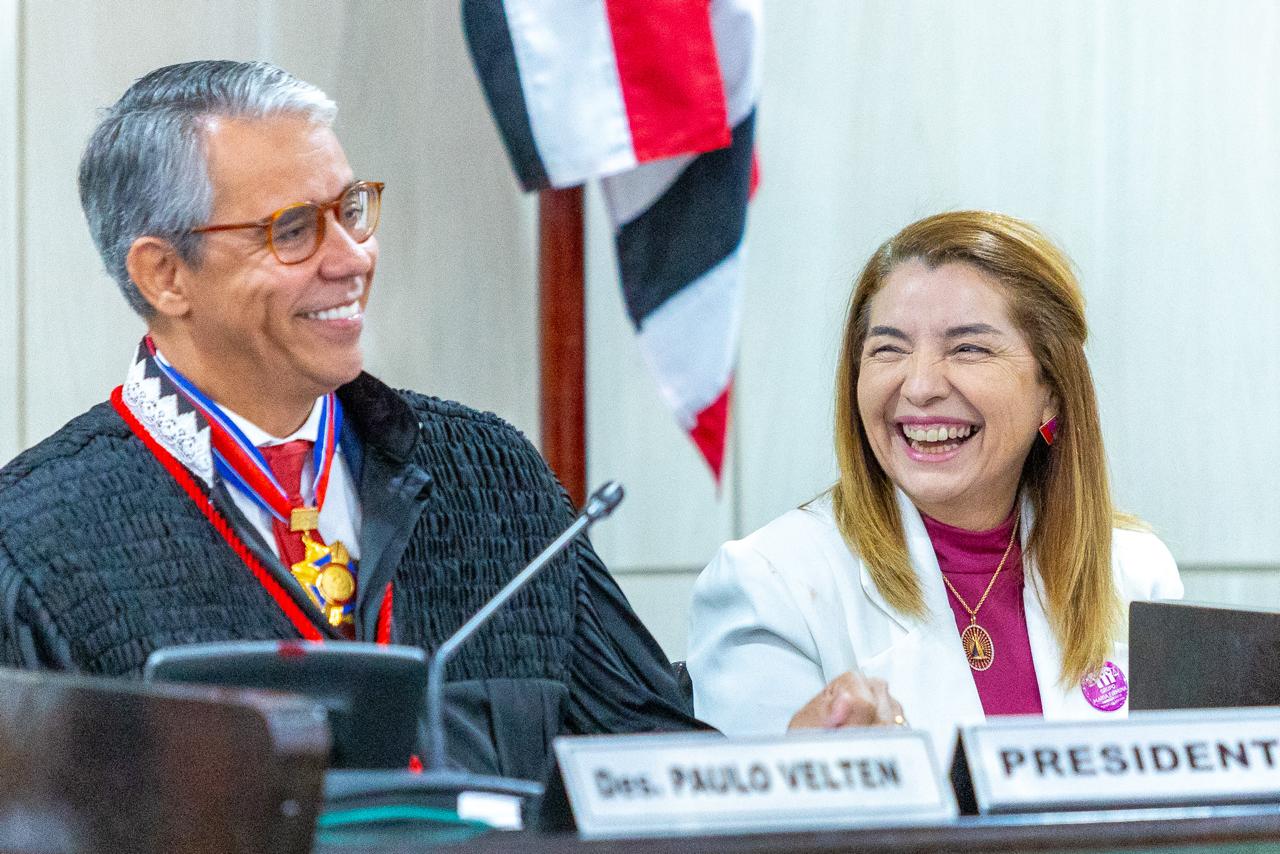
[148,344,342,527]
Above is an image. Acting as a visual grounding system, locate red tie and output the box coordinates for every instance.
[257,440,319,567]
[258,440,355,639]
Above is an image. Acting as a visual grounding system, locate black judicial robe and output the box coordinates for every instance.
[0,371,700,782]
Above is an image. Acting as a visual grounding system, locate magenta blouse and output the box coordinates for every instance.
[921,513,1044,717]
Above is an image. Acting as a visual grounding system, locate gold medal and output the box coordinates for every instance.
[289,533,329,588]
[289,533,357,627]
[317,564,356,605]
[961,623,994,671]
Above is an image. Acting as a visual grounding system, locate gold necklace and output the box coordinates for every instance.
[941,519,1019,672]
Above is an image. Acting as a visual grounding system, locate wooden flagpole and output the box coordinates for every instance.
[537,186,587,507]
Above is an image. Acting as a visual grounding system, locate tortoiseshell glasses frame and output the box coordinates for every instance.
[189,180,384,264]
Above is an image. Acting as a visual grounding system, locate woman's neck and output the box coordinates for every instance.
[914,502,1017,532]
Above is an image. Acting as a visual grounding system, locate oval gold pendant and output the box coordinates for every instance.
[961,624,995,671]
[317,564,356,605]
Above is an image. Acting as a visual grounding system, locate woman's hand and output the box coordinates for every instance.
[787,671,904,730]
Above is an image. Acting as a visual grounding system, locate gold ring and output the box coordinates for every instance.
[893,714,907,727]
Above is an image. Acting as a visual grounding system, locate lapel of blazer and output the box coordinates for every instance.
[1021,503,1130,721]
[855,489,954,632]
[1027,577,1130,720]
[1022,539,1078,717]
[339,374,434,641]
[353,442,432,637]
[857,489,986,736]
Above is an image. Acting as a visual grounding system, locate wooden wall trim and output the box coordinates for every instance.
[537,186,586,507]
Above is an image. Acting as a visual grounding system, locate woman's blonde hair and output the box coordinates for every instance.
[831,210,1118,685]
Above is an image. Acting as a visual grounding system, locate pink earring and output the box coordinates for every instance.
[1039,416,1058,446]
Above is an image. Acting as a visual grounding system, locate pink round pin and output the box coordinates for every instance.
[1081,660,1128,711]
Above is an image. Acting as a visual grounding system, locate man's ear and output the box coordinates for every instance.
[125,237,191,318]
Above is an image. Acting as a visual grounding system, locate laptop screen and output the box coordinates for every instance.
[1129,600,1280,712]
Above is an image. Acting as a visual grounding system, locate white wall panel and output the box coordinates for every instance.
[591,0,1280,641]
[0,0,20,462]
[1181,566,1280,614]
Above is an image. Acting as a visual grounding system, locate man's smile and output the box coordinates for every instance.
[301,297,362,321]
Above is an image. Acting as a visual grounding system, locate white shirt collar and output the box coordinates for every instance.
[222,396,326,448]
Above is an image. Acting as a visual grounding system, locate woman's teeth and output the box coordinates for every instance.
[901,424,976,454]
[902,424,973,443]
[304,300,361,321]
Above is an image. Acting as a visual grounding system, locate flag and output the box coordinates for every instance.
[463,0,762,481]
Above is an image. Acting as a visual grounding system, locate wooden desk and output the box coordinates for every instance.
[314,804,1280,853]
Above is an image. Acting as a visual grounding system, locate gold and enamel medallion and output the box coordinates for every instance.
[961,623,994,671]
[316,541,356,607]
[317,565,356,605]
[290,533,356,627]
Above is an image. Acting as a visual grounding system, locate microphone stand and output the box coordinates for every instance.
[324,481,625,814]
[425,480,624,771]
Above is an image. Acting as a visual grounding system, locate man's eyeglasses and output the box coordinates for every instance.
[189,180,384,265]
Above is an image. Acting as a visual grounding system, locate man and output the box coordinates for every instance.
[0,60,696,781]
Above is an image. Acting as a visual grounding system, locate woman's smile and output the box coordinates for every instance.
[857,260,1054,530]
[895,418,980,459]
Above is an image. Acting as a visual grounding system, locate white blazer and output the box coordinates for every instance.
[688,490,1183,761]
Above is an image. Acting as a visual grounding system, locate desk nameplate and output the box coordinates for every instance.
[555,729,955,839]
[959,707,1280,814]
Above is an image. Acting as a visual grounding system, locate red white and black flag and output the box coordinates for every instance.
[463,0,762,482]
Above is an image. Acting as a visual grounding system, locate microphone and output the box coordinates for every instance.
[424,480,625,770]
[322,481,626,822]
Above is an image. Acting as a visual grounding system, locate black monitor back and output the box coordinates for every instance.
[145,640,428,769]
[1129,600,1280,711]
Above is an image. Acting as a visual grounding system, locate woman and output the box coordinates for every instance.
[688,211,1182,754]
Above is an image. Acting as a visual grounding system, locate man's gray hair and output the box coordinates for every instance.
[78,60,337,316]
